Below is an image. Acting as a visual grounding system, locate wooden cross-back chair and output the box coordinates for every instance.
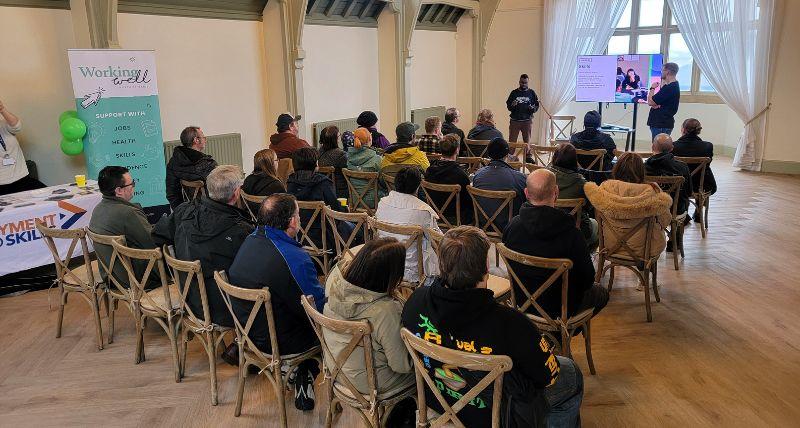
[575,149,607,170]
[496,243,596,375]
[35,221,104,351]
[296,200,331,277]
[554,198,585,229]
[466,186,515,241]
[277,158,294,185]
[180,179,205,203]
[400,328,512,428]
[549,115,576,141]
[300,296,416,428]
[507,141,529,164]
[614,150,655,160]
[368,218,426,287]
[239,189,267,223]
[215,271,320,427]
[645,175,686,270]
[464,139,491,158]
[421,180,462,230]
[457,157,485,175]
[112,241,182,378]
[426,153,443,162]
[507,161,542,175]
[595,212,661,322]
[317,165,335,184]
[675,156,712,238]
[342,168,379,215]
[531,144,557,166]
[381,172,397,192]
[324,207,369,268]
[163,249,232,405]
[86,229,130,344]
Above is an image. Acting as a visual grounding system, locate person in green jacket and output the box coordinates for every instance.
[347,127,385,209]
[548,143,598,250]
[323,237,414,397]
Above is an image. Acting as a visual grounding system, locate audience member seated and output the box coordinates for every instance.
[423,133,474,225]
[672,118,717,222]
[317,125,348,198]
[323,237,414,396]
[287,148,347,253]
[228,193,325,411]
[417,116,442,155]
[503,169,609,320]
[549,143,598,249]
[166,126,218,208]
[472,138,527,232]
[153,165,253,331]
[269,113,310,159]
[89,166,157,287]
[584,153,672,259]
[467,108,503,142]
[381,122,430,172]
[357,110,391,150]
[241,148,285,215]
[401,226,583,427]
[646,133,692,217]
[375,167,441,284]
[441,107,467,155]
[569,111,616,171]
[347,127,385,209]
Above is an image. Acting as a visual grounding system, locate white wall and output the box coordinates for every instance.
[302,25,380,142]
[409,30,457,111]
[0,6,83,185]
[117,13,268,173]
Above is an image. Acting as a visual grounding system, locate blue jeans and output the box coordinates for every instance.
[545,356,584,428]
[650,127,673,141]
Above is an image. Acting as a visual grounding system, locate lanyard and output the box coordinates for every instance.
[0,133,6,152]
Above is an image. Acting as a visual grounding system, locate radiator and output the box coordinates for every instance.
[163,133,243,168]
[312,117,359,146]
[411,106,447,129]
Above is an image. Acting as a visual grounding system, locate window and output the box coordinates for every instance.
[609,0,717,98]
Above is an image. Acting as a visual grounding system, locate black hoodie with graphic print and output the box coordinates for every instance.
[401,279,558,427]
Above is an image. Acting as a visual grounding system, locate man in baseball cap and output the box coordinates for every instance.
[270,113,310,159]
[380,121,430,171]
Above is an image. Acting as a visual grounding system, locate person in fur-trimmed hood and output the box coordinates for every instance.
[584,152,672,259]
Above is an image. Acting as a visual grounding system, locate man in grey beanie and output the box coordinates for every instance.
[569,110,617,171]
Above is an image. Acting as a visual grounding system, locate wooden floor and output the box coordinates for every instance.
[2,157,800,427]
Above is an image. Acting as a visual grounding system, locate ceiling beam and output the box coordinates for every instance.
[341,0,358,17]
[307,0,319,14]
[430,4,447,23]
[419,3,435,22]
[324,0,340,16]
[358,0,374,18]
[439,5,455,23]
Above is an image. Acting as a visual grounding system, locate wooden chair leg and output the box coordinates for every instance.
[652,262,660,303]
[91,292,104,351]
[234,351,246,416]
[207,334,219,406]
[584,322,596,375]
[698,197,707,238]
[642,269,652,322]
[108,296,116,344]
[608,265,616,291]
[135,313,145,364]
[56,286,65,339]
[671,225,680,271]
[275,366,289,428]
[679,225,686,258]
[704,198,710,231]
[168,320,181,383]
[324,376,335,428]
[179,328,190,379]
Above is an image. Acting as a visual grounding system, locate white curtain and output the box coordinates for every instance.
[667,0,774,171]
[539,0,628,144]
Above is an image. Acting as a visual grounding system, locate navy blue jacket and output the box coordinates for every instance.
[228,226,325,354]
[472,160,527,233]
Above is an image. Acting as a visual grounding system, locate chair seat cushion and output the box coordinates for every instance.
[64,260,101,286]
[140,283,181,312]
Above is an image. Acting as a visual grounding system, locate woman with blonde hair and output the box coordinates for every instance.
[241,148,285,214]
[584,152,672,259]
[467,108,503,142]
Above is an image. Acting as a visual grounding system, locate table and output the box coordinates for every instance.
[0,181,102,276]
[600,124,635,151]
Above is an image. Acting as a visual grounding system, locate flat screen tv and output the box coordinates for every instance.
[576,54,664,103]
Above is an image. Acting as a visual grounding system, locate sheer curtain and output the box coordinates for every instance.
[667,0,774,171]
[539,0,628,144]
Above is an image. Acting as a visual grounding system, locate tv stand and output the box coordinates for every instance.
[597,102,639,151]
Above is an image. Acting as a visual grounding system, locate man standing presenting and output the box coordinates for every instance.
[647,62,681,140]
[506,73,540,144]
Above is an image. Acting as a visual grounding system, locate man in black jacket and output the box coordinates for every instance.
[423,134,474,225]
[506,74,540,144]
[442,107,467,155]
[153,165,254,328]
[673,118,717,222]
[645,134,692,216]
[569,111,616,171]
[503,169,608,320]
[165,126,218,208]
[402,226,583,428]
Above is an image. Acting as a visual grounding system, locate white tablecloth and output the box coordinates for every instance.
[0,181,102,276]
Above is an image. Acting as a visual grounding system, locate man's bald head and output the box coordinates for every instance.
[652,133,674,154]
[525,168,558,206]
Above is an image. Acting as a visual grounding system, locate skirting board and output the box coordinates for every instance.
[761,160,800,175]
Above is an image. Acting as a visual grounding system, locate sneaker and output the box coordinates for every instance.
[294,369,315,411]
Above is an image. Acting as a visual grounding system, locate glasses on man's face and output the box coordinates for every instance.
[118,181,135,189]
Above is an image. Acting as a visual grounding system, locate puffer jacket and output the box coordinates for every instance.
[165,146,218,208]
[380,142,430,171]
[584,180,672,259]
[347,146,385,209]
[323,265,414,395]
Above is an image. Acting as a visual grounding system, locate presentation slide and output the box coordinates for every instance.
[576,54,663,103]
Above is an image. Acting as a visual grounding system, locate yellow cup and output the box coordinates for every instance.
[75,174,87,188]
[337,198,348,207]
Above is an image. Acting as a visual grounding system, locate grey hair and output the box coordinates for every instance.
[663,62,679,76]
[206,165,244,202]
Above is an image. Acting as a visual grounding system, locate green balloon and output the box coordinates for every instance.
[58,110,78,124]
[60,138,84,156]
[60,117,87,140]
